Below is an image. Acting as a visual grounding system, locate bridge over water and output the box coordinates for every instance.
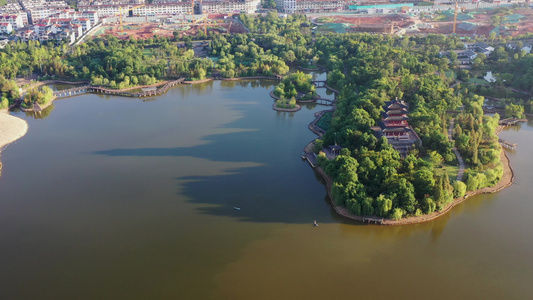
[52,78,186,100]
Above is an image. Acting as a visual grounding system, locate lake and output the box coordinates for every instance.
[0,77,532,300]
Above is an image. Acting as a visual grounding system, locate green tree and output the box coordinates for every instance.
[453,181,466,198]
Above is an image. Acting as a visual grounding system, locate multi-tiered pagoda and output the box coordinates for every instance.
[375,98,421,156]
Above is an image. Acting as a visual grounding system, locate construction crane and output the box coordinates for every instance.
[193,14,209,35]
[452,2,466,34]
[115,4,145,32]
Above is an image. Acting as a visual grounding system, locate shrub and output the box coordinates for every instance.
[391,208,404,220]
[453,181,467,198]
[0,97,9,109]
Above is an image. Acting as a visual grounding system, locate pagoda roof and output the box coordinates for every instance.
[379,121,410,130]
[382,127,411,133]
[383,115,409,122]
[384,98,408,110]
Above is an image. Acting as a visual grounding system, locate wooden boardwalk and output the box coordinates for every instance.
[499,118,527,126]
[52,78,185,100]
[53,85,90,99]
[499,139,517,150]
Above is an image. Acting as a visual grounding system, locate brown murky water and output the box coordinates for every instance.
[0,79,531,300]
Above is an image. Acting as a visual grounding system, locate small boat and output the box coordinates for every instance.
[233,207,241,211]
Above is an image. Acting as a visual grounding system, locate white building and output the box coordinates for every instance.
[0,14,24,29]
[80,0,261,17]
[132,3,193,16]
[20,0,72,24]
[484,71,496,83]
[275,0,343,14]
[0,23,14,34]
[72,18,92,32]
[0,2,29,25]
[202,0,261,14]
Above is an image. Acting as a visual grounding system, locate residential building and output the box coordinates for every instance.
[507,40,533,54]
[0,23,14,34]
[466,42,494,56]
[276,0,344,14]
[0,1,29,25]
[440,49,477,65]
[0,14,24,29]
[72,18,92,32]
[79,0,261,17]
[20,0,72,24]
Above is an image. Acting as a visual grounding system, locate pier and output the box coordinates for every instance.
[499,139,517,150]
[499,118,527,126]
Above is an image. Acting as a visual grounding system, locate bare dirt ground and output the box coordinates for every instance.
[326,14,414,33]
[317,8,533,37]
[419,8,533,36]
[95,20,248,40]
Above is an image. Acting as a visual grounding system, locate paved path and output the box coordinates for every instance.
[448,118,465,181]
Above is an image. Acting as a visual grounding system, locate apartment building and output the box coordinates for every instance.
[275,0,344,13]
[79,0,261,17]
[78,0,144,6]
[132,3,193,16]
[292,0,344,13]
[72,18,92,32]
[0,14,24,29]
[20,0,72,24]
[0,1,29,25]
[201,0,261,14]
[0,23,14,34]
[52,10,100,25]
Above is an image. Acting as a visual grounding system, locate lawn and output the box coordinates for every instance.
[315,111,332,132]
[422,156,461,182]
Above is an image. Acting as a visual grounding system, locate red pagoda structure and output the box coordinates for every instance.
[375,97,421,156]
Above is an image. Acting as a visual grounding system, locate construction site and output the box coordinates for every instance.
[88,3,533,39]
[91,12,249,40]
[92,19,248,40]
[90,1,249,40]
[313,6,533,37]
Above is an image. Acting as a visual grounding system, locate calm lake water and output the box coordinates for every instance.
[1,77,532,300]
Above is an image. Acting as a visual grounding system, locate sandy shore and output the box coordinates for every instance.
[0,110,28,151]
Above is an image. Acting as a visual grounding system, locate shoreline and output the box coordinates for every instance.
[0,110,29,152]
[4,75,518,225]
[307,123,515,225]
[2,75,281,147]
[272,103,301,112]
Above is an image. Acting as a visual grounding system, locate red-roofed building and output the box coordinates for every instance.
[72,18,92,32]
[0,23,13,34]
[0,15,24,30]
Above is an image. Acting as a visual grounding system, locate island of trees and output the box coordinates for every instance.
[273,71,316,109]
[1,12,532,222]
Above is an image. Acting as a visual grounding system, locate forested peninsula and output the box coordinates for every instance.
[1,12,532,223]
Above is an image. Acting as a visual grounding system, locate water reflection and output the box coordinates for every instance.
[18,104,56,119]
[2,76,533,300]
